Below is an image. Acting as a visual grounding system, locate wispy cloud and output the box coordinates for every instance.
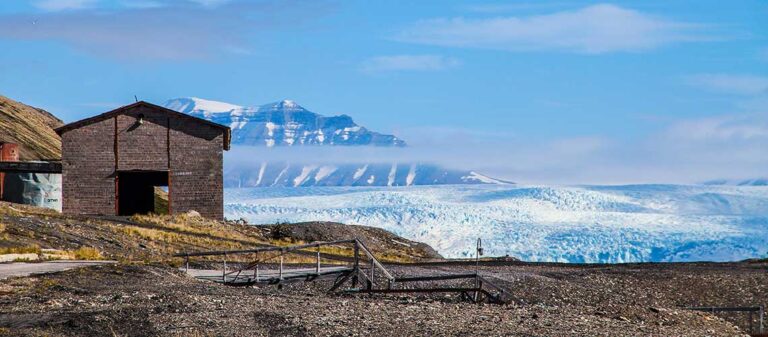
[34,0,99,11]
[361,55,460,73]
[687,74,768,96]
[397,4,707,54]
[188,0,232,7]
[463,2,573,14]
[226,110,768,185]
[662,113,768,142]
[0,0,329,61]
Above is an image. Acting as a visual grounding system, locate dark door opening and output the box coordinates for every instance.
[117,171,169,216]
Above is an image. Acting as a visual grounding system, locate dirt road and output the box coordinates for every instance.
[0,260,116,280]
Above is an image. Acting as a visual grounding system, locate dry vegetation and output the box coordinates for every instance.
[0,95,63,160]
[0,202,436,265]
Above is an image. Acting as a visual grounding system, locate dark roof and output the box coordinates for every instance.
[55,101,231,150]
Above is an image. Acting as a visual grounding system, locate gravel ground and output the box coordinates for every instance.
[1,261,765,336]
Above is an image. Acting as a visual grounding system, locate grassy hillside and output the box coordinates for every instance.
[0,95,63,160]
[0,202,439,264]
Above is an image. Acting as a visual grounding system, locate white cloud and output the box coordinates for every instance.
[0,0,327,61]
[662,113,768,142]
[361,55,460,73]
[225,110,768,185]
[34,0,99,11]
[687,74,768,96]
[397,4,705,54]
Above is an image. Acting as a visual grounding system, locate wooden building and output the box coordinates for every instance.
[55,101,231,220]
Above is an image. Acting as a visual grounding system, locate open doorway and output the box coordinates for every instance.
[117,170,169,216]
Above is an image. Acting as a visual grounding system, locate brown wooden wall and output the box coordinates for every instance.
[61,118,116,215]
[61,105,225,219]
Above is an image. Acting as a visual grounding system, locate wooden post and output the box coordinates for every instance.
[254,252,259,282]
[279,254,283,280]
[352,241,359,288]
[222,256,226,282]
[184,256,189,272]
[370,259,375,286]
[316,245,321,273]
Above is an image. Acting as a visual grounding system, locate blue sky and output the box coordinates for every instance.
[0,0,766,184]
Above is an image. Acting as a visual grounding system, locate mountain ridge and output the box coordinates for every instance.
[163,97,406,147]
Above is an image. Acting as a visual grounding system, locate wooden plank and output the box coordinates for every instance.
[355,240,394,280]
[0,161,62,174]
[351,287,484,294]
[173,239,357,257]
[394,273,477,283]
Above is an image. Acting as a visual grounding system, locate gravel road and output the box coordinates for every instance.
[0,260,116,280]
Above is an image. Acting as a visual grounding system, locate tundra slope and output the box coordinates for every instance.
[225,184,768,263]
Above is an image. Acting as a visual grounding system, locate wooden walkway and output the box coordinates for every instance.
[174,239,510,304]
[184,266,353,285]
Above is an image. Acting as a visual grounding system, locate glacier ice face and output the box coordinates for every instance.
[224,184,768,263]
[224,162,512,187]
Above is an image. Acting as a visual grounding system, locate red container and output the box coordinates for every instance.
[0,143,19,199]
[0,143,19,162]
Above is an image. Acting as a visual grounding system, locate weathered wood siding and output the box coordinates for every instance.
[60,104,225,219]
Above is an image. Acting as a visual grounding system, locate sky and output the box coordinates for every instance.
[0,0,766,184]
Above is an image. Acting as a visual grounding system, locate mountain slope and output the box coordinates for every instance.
[164,97,405,147]
[0,95,63,160]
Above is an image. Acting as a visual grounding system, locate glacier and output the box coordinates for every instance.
[224,162,511,187]
[224,184,768,263]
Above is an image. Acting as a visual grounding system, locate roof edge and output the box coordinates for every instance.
[55,101,231,151]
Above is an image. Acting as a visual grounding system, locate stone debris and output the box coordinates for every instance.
[0,260,764,336]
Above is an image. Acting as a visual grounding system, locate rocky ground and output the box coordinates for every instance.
[1,203,766,336]
[0,260,765,336]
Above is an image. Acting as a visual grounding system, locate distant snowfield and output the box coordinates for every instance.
[224,185,768,263]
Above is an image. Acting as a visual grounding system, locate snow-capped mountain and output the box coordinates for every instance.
[225,184,768,263]
[163,97,405,147]
[165,97,509,187]
[225,162,510,187]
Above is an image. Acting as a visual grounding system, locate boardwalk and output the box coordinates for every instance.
[184,266,353,285]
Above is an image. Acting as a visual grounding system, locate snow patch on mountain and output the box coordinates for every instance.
[224,184,768,263]
[163,97,406,147]
[163,97,242,117]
